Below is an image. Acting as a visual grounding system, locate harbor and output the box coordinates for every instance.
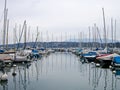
[0,52,120,90]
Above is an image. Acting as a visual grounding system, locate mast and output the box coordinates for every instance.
[6,19,9,49]
[92,26,95,48]
[33,26,39,48]
[36,26,39,48]
[91,27,94,49]
[61,32,62,48]
[89,27,91,49]
[102,8,107,48]
[47,31,49,49]
[27,26,30,43]
[40,32,43,47]
[3,0,8,49]
[111,18,113,49]
[24,22,27,49]
[73,34,75,48]
[96,27,102,47]
[78,32,80,48]
[65,32,67,49]
[80,32,82,48]
[19,24,21,41]
[94,24,97,48]
[26,26,30,48]
[51,33,53,49]
[13,25,16,50]
[46,31,49,49]
[114,20,116,48]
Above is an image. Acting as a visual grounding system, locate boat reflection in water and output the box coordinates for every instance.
[0,52,120,90]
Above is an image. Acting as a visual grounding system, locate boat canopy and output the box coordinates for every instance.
[113,56,120,64]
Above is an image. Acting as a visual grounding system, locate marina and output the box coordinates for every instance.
[0,0,120,90]
[0,52,120,90]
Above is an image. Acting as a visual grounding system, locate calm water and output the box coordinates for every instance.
[0,52,120,90]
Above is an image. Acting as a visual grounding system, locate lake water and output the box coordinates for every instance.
[0,52,120,90]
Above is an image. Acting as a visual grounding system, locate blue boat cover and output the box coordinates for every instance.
[83,52,97,56]
[0,49,4,53]
[32,49,39,53]
[116,70,120,76]
[113,56,120,64]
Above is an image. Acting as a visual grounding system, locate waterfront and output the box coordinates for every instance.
[0,52,120,90]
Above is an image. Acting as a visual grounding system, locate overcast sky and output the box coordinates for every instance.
[0,0,120,43]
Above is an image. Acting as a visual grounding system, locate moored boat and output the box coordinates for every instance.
[96,53,120,67]
[81,51,98,62]
[9,52,30,63]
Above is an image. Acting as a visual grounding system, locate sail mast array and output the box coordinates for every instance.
[0,1,119,50]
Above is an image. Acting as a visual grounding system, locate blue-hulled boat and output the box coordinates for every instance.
[81,51,98,62]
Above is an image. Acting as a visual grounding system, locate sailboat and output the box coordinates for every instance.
[10,21,31,63]
[81,51,98,62]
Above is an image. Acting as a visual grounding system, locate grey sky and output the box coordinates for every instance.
[0,0,120,43]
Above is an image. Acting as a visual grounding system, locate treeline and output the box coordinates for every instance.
[1,42,120,49]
